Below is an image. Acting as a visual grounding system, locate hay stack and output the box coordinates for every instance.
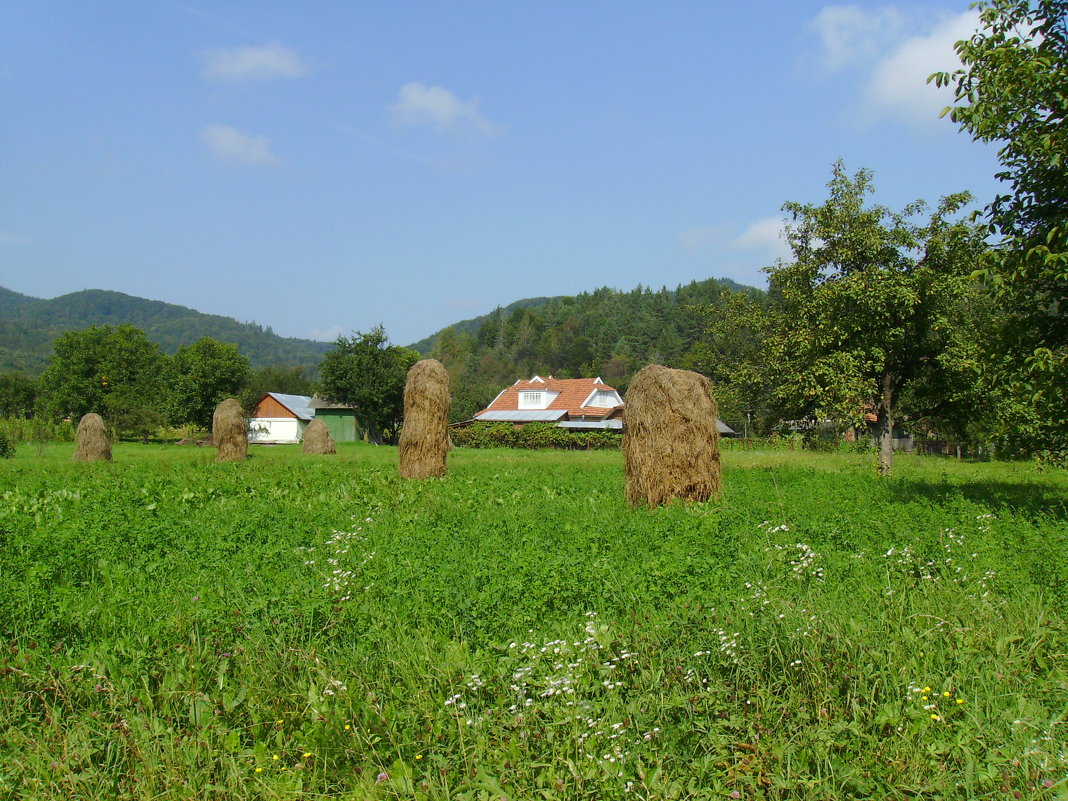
[72,413,112,462]
[623,364,721,507]
[212,398,247,463]
[398,359,450,479]
[302,418,336,454]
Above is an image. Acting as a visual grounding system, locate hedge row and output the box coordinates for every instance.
[451,422,621,450]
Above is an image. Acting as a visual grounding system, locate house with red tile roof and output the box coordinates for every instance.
[469,375,625,430]
[459,374,737,435]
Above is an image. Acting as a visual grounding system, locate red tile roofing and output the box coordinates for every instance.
[479,377,621,418]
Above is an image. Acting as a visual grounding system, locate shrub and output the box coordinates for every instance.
[451,421,621,450]
[0,416,77,446]
[0,431,13,459]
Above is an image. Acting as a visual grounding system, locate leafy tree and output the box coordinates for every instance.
[38,324,163,421]
[165,337,251,429]
[0,371,37,418]
[430,326,476,384]
[934,0,1068,457]
[895,280,1002,455]
[238,365,318,412]
[318,326,419,443]
[105,388,165,442]
[684,290,776,434]
[759,163,988,474]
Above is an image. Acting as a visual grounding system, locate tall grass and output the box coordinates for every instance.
[1,444,1065,799]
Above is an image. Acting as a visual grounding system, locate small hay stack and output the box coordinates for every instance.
[212,398,247,463]
[623,364,721,507]
[72,413,112,462]
[398,359,450,479]
[302,418,336,454]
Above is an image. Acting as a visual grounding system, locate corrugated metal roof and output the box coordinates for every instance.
[267,392,315,421]
[558,420,623,430]
[475,410,567,422]
[309,395,353,411]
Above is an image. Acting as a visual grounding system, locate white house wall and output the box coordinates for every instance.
[248,418,307,444]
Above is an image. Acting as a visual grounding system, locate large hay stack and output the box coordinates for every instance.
[212,398,247,463]
[302,418,336,454]
[623,364,721,506]
[72,413,112,462]
[398,359,450,479]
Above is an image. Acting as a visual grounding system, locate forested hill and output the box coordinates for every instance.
[407,296,565,354]
[0,287,332,373]
[415,276,766,422]
[410,278,758,356]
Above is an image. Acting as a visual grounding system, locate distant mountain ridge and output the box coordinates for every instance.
[0,286,332,374]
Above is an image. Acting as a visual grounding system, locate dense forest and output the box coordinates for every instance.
[415,278,765,425]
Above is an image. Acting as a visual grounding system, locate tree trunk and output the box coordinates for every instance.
[877,373,894,476]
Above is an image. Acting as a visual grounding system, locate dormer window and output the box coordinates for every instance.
[519,391,545,409]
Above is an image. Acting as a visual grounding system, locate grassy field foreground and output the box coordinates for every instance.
[1,444,1066,799]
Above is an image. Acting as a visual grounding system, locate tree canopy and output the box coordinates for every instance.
[736,163,987,473]
[934,0,1068,458]
[38,324,164,423]
[318,327,419,444]
[0,371,37,418]
[165,337,251,429]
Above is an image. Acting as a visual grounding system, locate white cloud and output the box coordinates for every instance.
[200,43,308,82]
[308,325,343,342]
[861,10,979,127]
[388,82,503,138]
[809,5,905,70]
[732,217,792,263]
[200,124,279,165]
[808,6,980,129]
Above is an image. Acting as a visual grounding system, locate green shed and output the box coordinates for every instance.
[311,400,361,443]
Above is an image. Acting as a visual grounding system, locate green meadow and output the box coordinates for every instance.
[2,444,1066,799]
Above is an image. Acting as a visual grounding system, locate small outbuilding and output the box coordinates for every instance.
[248,393,315,444]
[310,397,361,443]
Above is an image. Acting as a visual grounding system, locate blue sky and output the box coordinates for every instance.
[1,1,1001,346]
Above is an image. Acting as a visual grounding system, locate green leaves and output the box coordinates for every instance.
[318,326,418,444]
[165,337,251,429]
[756,164,989,469]
[38,324,164,422]
[936,0,1068,458]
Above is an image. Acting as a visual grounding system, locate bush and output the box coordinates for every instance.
[0,431,12,459]
[0,416,76,445]
[452,421,621,450]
